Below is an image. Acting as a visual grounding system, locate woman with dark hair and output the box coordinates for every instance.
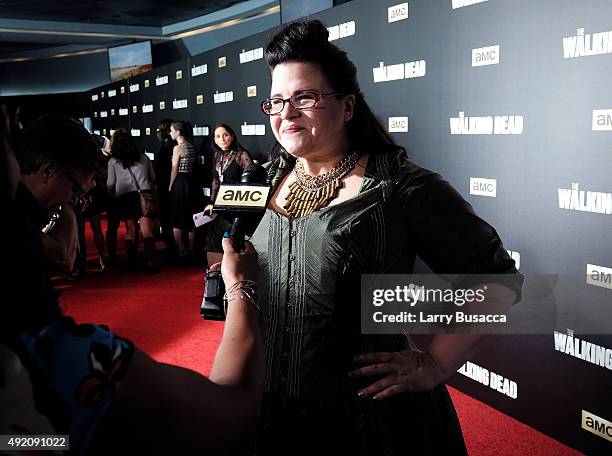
[203,123,253,266]
[107,128,157,272]
[155,118,177,257]
[248,19,523,455]
[211,123,252,185]
[169,120,198,261]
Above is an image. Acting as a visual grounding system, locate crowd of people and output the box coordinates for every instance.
[13,112,265,278]
[1,18,523,456]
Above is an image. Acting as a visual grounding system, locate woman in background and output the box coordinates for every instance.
[107,128,157,272]
[203,123,253,267]
[168,120,198,261]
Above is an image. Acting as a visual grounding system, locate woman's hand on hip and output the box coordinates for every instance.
[349,349,449,399]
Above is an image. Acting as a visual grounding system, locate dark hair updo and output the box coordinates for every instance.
[265,19,400,157]
[171,120,192,142]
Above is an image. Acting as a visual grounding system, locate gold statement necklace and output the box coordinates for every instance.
[284,150,360,219]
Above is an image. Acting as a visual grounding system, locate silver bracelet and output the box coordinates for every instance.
[223,280,259,314]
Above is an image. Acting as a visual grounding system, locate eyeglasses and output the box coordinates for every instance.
[260,91,345,116]
[65,173,95,204]
[66,173,87,198]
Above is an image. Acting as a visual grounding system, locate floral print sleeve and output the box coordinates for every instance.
[16,317,134,455]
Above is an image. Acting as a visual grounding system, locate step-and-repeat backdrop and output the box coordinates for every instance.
[90,1,612,453]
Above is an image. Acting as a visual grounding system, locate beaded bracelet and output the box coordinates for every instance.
[223,280,260,314]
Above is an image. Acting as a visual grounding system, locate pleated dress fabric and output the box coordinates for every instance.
[248,148,523,455]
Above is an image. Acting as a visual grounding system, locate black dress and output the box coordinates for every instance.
[248,149,523,455]
[170,142,198,232]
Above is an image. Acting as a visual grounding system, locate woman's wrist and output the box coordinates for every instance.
[223,277,255,287]
[225,296,259,313]
[425,333,488,382]
[223,280,259,314]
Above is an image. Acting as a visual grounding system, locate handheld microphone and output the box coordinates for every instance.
[201,163,269,320]
[216,163,270,251]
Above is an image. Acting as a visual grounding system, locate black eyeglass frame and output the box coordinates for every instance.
[65,173,95,203]
[260,91,346,115]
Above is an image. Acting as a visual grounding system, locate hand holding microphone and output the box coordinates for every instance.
[220,233,259,291]
[201,163,269,320]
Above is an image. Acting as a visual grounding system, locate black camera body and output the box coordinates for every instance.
[201,269,226,320]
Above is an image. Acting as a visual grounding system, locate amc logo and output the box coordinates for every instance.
[472,45,500,67]
[216,185,270,208]
[582,410,612,442]
[388,116,409,133]
[592,109,612,131]
[388,3,408,23]
[470,178,497,198]
[586,263,612,290]
[222,189,264,202]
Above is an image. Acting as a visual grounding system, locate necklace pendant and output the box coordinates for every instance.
[284,150,360,219]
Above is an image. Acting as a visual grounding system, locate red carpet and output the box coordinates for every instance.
[56,223,583,455]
